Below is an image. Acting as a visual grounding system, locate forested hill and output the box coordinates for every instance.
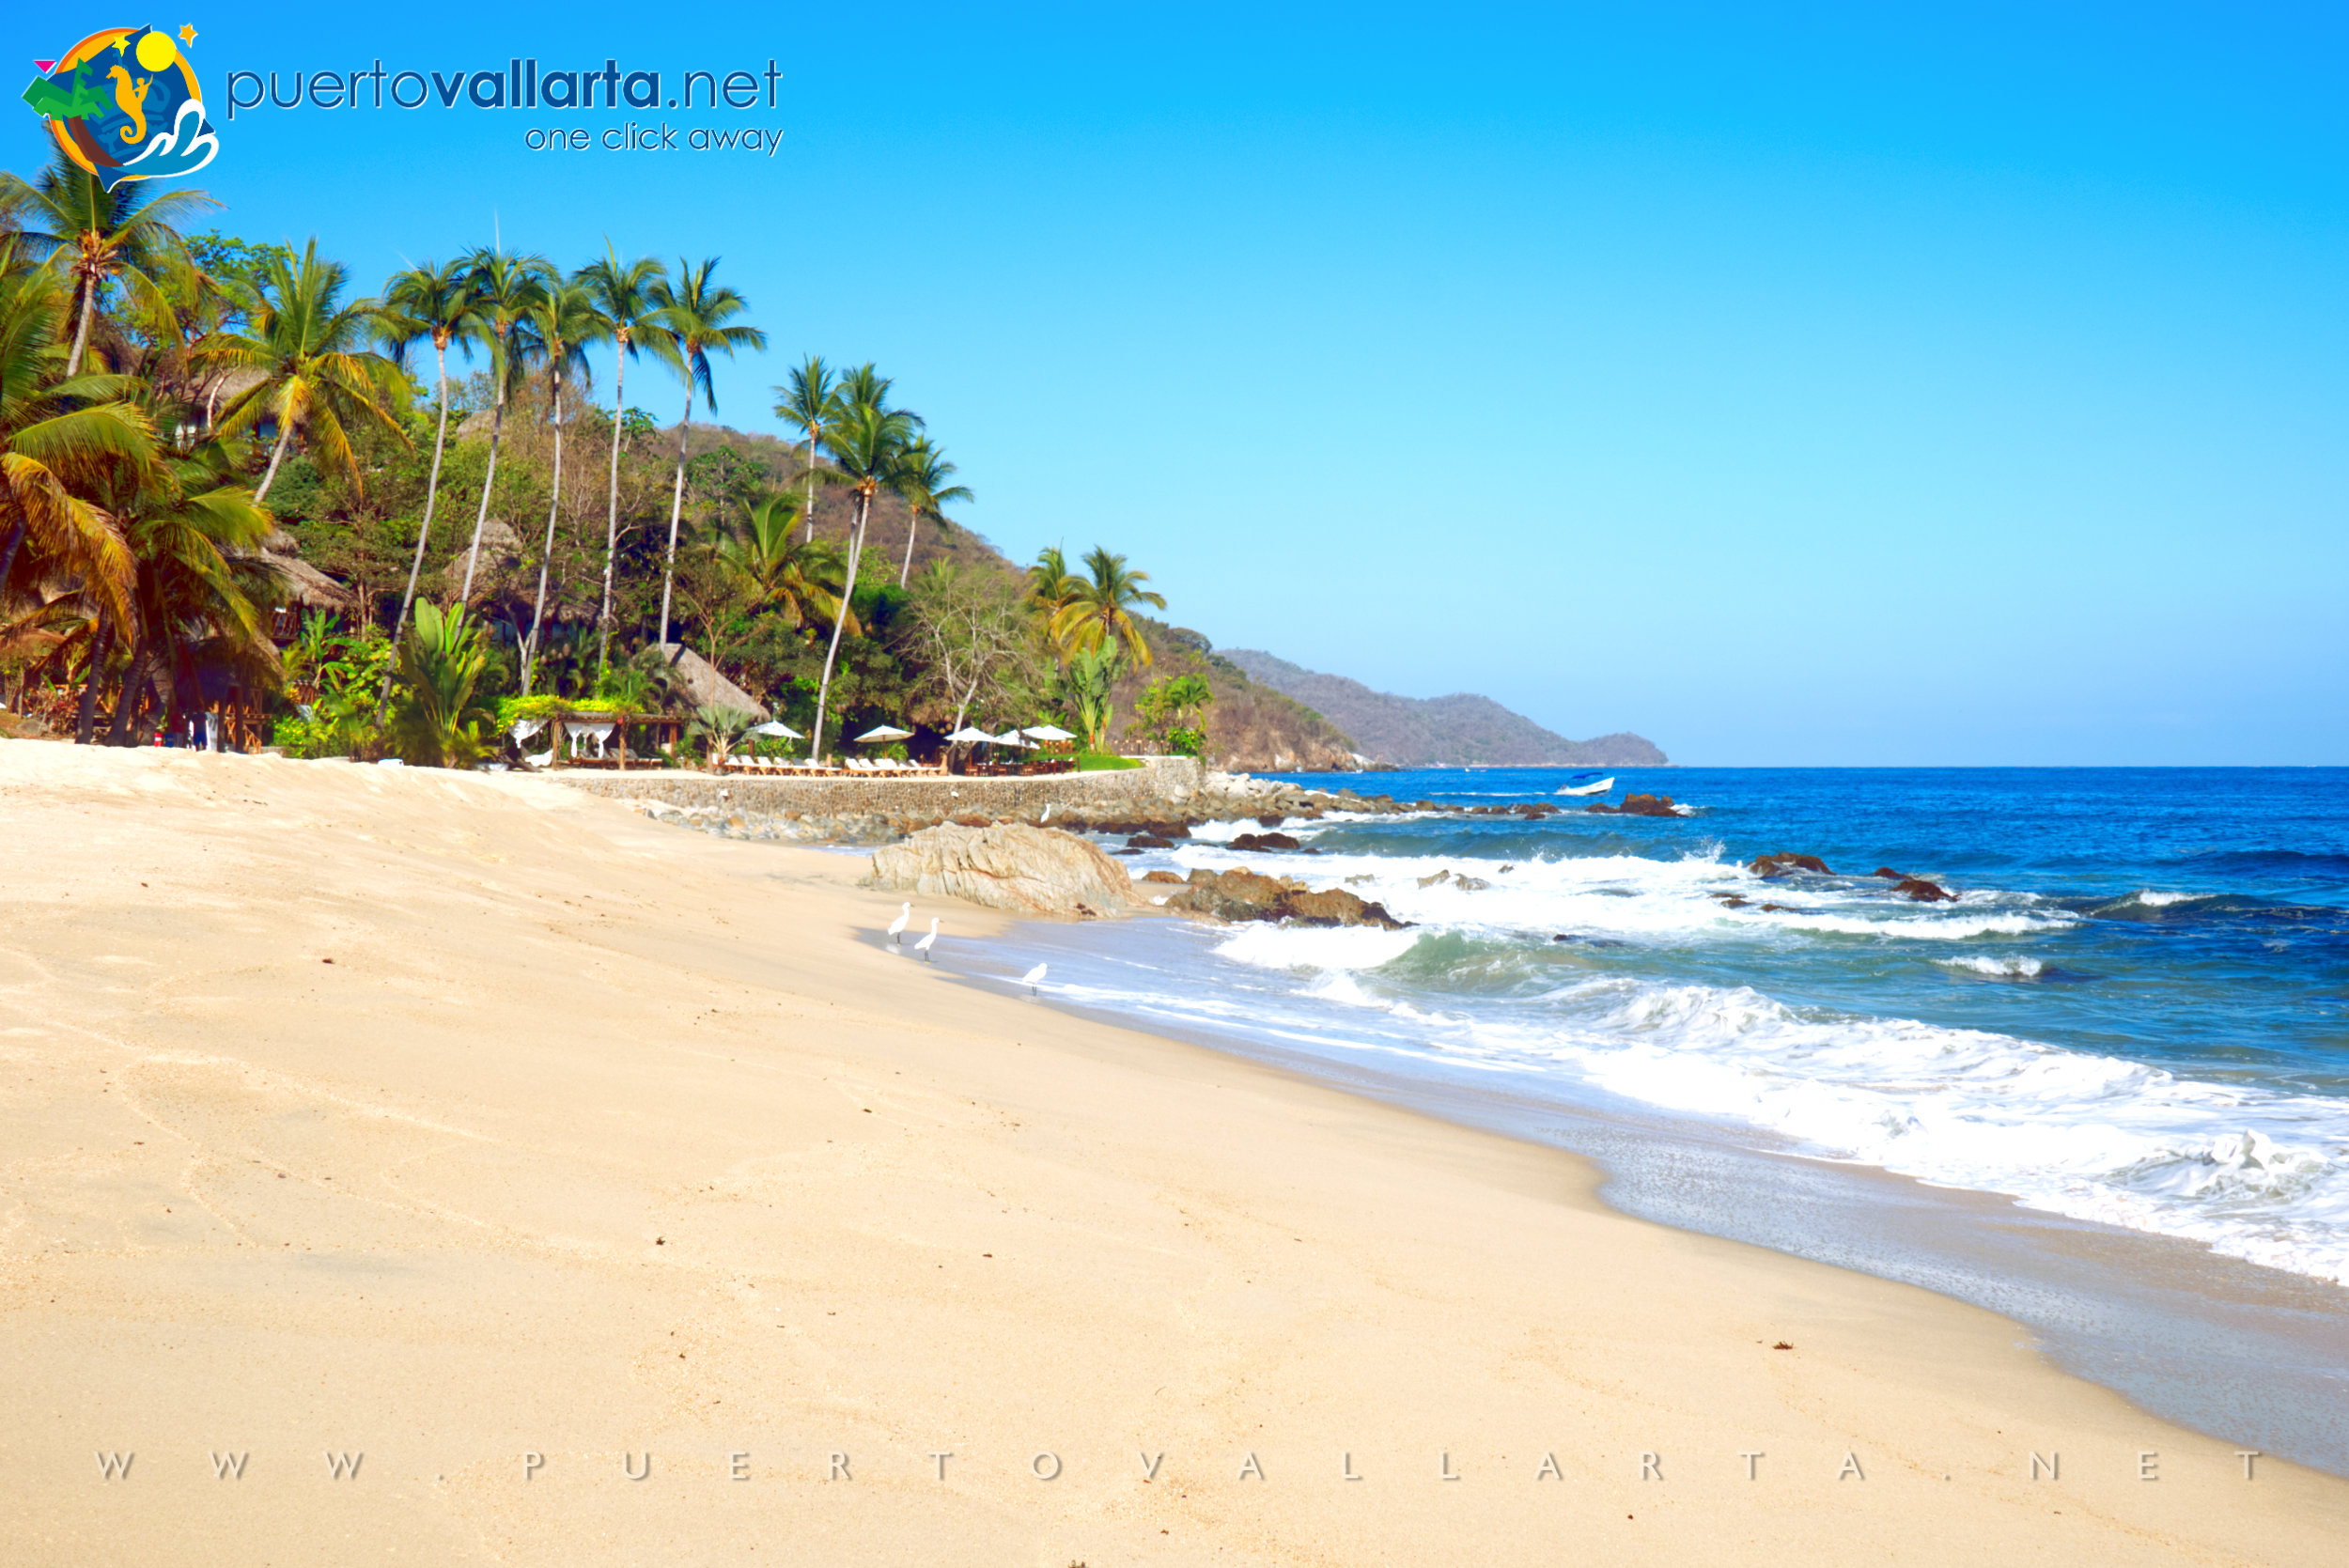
[1222,651,1669,768]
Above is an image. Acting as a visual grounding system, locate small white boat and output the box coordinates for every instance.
[1555,776,1615,797]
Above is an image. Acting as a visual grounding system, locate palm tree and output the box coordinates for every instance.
[574,245,672,677]
[771,355,839,545]
[711,490,857,639]
[520,278,612,693]
[100,453,280,746]
[1026,544,1079,615]
[455,245,554,600]
[807,398,919,760]
[893,437,972,586]
[645,256,765,648]
[206,239,410,505]
[377,258,484,651]
[0,152,216,376]
[0,255,148,746]
[0,249,144,637]
[1050,546,1166,665]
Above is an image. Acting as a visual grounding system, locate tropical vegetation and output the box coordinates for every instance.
[0,149,1280,768]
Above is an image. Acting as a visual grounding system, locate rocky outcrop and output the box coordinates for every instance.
[1587,793,1682,818]
[1168,867,1408,929]
[1875,867,1955,902]
[1750,852,1832,877]
[866,823,1143,918]
[1229,831,1301,852]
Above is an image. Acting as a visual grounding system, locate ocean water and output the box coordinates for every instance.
[926,767,2349,1467]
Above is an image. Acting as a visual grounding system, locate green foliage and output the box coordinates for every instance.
[183,230,292,284]
[389,600,493,767]
[1057,644,1125,752]
[273,617,394,758]
[687,703,759,764]
[1073,752,1142,770]
[1135,673,1213,754]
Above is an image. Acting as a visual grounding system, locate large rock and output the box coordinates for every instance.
[867,823,1142,917]
[1172,867,1408,930]
[1750,851,1832,877]
[1585,792,1681,817]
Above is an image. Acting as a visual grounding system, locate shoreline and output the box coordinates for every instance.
[929,906,2349,1478]
[4,745,2344,1563]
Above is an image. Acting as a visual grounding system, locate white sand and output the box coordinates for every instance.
[2,745,2341,1565]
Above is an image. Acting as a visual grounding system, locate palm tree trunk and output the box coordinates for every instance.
[803,439,818,545]
[391,341,453,648]
[74,608,112,745]
[899,502,920,588]
[0,519,26,593]
[253,416,297,504]
[810,494,868,762]
[596,349,628,681]
[459,358,509,601]
[522,374,567,694]
[105,630,152,745]
[656,389,691,648]
[65,269,98,379]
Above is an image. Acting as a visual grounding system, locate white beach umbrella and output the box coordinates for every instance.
[990,730,1033,748]
[855,724,913,742]
[1021,724,1076,741]
[945,726,995,744]
[751,721,803,738]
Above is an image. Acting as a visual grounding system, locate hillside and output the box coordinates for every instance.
[1223,650,1668,768]
[1112,624,1361,772]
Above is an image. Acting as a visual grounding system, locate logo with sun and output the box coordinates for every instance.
[20,23,217,189]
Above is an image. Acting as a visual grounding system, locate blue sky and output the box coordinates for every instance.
[16,2,2345,763]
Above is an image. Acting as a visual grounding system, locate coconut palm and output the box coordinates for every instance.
[100,454,280,745]
[807,398,919,760]
[771,355,840,545]
[206,239,409,505]
[1025,544,1079,615]
[455,245,555,600]
[836,362,910,423]
[377,257,484,650]
[574,245,673,677]
[0,152,216,376]
[711,490,857,639]
[1050,546,1166,665]
[645,256,765,648]
[893,437,972,587]
[0,250,143,631]
[520,278,612,693]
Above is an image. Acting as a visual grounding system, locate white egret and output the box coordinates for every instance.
[1020,962,1048,996]
[886,902,911,944]
[913,918,941,962]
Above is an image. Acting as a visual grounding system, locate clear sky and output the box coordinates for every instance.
[16,2,2345,763]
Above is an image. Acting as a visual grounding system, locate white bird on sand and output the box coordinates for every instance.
[913,918,941,962]
[1020,962,1048,996]
[1040,802,1052,823]
[886,902,911,944]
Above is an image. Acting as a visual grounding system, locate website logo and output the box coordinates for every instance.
[21,23,218,189]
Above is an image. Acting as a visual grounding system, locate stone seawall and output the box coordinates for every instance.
[555,755,1207,819]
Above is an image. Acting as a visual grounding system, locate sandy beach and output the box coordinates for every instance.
[2,745,2341,1566]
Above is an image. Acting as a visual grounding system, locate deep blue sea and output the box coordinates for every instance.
[938,767,2349,1467]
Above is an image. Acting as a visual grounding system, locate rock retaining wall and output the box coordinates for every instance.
[556,755,1206,817]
